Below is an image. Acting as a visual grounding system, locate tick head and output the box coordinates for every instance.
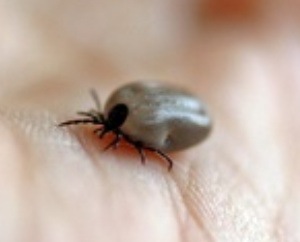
[106,103,129,130]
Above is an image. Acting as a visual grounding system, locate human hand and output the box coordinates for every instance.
[0,0,299,241]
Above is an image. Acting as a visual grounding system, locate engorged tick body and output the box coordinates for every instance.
[59,81,212,170]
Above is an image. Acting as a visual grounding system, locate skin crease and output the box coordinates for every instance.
[0,0,300,241]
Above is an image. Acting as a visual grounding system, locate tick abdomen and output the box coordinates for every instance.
[104,82,212,152]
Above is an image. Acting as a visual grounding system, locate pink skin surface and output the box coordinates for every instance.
[0,0,300,241]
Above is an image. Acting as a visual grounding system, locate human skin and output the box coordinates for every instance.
[0,0,300,241]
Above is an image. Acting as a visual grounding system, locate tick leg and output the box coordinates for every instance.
[89,89,101,111]
[77,111,104,123]
[93,127,104,135]
[77,111,96,118]
[156,150,173,171]
[58,118,96,127]
[94,127,111,139]
[103,133,121,151]
[112,133,121,149]
[135,146,146,165]
[145,147,173,171]
[99,128,109,139]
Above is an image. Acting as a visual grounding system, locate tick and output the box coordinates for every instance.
[59,81,212,170]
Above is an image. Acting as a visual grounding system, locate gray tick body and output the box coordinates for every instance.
[59,81,212,170]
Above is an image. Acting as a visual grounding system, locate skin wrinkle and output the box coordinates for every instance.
[167,186,188,242]
[170,152,217,242]
[215,138,276,238]
[173,136,262,240]
[165,172,205,242]
[217,138,280,219]
[171,127,277,241]
[0,108,88,180]
[172,157,216,241]
[181,165,227,241]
